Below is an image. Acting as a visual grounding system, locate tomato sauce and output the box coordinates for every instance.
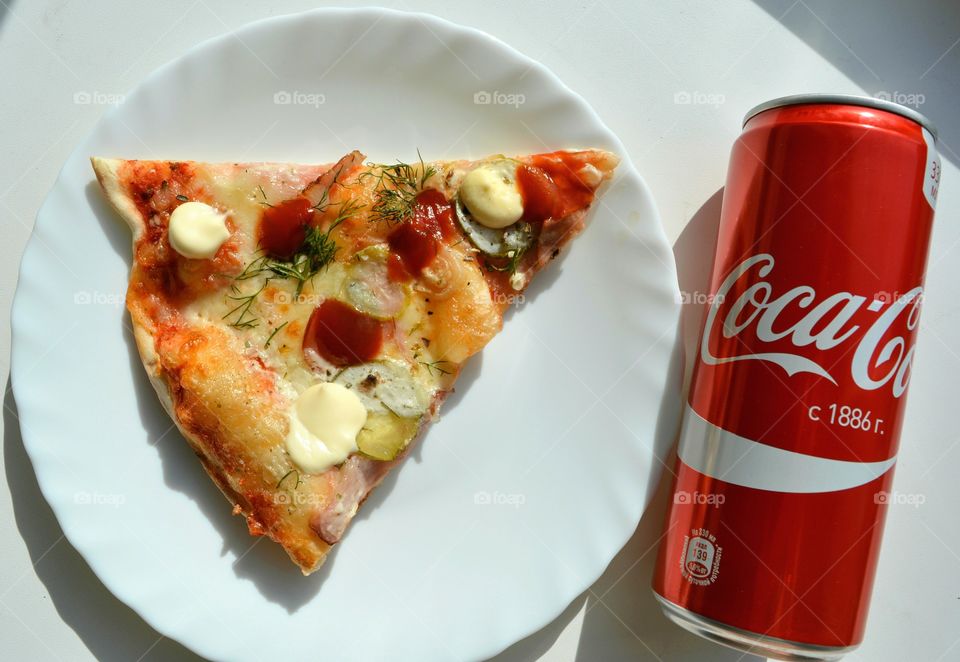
[516,165,560,223]
[517,152,596,222]
[259,197,313,259]
[303,299,384,367]
[124,161,196,227]
[387,189,455,279]
[386,251,409,282]
[120,161,250,301]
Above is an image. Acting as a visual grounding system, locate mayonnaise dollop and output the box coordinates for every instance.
[459,163,524,229]
[168,201,230,259]
[284,382,368,473]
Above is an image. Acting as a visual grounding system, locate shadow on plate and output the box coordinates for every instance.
[492,189,736,660]
[0,0,12,32]
[85,179,345,611]
[639,188,726,523]
[4,380,202,661]
[570,188,758,661]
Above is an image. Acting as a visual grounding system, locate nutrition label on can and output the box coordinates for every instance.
[680,528,722,586]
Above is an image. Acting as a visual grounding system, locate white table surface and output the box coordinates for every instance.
[2,1,958,660]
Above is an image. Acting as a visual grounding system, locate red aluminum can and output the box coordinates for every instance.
[653,94,940,660]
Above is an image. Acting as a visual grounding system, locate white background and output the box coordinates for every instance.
[2,1,959,661]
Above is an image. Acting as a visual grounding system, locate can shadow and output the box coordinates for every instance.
[489,594,589,661]
[573,472,762,661]
[568,189,759,661]
[673,189,725,394]
[492,189,746,661]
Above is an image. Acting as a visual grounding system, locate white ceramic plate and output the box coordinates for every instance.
[11,8,680,661]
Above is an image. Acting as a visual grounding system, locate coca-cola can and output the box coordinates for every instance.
[653,94,941,660]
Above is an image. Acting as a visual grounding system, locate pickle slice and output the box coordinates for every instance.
[342,245,405,320]
[356,411,421,461]
[454,197,533,257]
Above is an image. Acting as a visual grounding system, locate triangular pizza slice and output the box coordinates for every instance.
[92,149,618,574]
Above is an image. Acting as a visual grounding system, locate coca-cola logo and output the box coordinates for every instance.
[700,254,922,397]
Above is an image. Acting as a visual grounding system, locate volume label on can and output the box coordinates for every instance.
[680,529,722,586]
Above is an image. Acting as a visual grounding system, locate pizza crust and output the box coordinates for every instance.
[92,157,146,242]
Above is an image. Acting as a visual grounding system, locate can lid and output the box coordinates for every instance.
[744,93,938,140]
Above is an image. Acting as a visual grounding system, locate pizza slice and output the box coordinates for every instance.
[92,148,618,574]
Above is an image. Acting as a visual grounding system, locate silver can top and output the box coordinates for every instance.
[744,93,937,140]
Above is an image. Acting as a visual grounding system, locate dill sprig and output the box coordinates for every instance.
[364,152,435,225]
[418,359,452,376]
[255,185,274,208]
[283,197,363,295]
[236,197,364,299]
[276,469,301,490]
[264,321,288,348]
[483,244,528,276]
[223,281,267,329]
[485,251,524,275]
[225,192,363,330]
[310,187,331,213]
[483,224,533,276]
[267,222,341,297]
[308,162,352,213]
